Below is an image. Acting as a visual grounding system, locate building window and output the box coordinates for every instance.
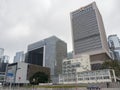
[85,77,89,80]
[96,76,102,80]
[78,78,83,81]
[103,76,110,79]
[90,77,95,80]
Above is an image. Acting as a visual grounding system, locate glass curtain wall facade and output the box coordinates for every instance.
[25,36,67,83]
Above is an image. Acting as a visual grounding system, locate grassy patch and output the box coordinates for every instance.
[25,85,86,88]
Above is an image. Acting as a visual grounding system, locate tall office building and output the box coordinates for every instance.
[70,2,111,70]
[14,51,25,63]
[108,35,120,60]
[71,2,110,66]
[25,36,67,82]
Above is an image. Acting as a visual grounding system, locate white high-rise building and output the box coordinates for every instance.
[108,35,120,60]
[108,35,120,48]
[14,51,25,63]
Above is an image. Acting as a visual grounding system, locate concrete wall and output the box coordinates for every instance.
[27,64,50,81]
[15,62,29,83]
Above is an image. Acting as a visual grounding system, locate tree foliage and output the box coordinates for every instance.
[101,60,120,77]
[29,72,49,85]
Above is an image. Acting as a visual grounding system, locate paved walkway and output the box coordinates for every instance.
[102,88,120,90]
[0,87,120,90]
[0,87,87,90]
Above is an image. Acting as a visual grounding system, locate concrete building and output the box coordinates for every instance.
[62,55,91,75]
[108,35,120,60]
[70,2,110,69]
[25,36,67,82]
[59,55,116,84]
[59,69,116,84]
[27,63,50,82]
[6,62,28,84]
[0,72,5,82]
[6,62,50,84]
[67,51,73,59]
[14,51,25,63]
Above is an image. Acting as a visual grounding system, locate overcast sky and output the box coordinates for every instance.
[0,0,120,63]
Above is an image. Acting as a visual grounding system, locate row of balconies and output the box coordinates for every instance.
[60,75,110,83]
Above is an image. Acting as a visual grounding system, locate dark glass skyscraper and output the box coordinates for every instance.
[25,36,67,82]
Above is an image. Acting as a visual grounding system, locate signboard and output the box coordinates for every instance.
[7,73,14,77]
[6,64,17,83]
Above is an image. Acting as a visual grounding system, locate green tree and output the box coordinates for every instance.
[29,72,49,85]
[101,60,120,77]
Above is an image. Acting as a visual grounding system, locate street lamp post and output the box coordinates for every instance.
[9,76,13,90]
[32,78,35,90]
[13,67,21,90]
[18,77,21,90]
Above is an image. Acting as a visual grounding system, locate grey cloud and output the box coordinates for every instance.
[0,0,120,62]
